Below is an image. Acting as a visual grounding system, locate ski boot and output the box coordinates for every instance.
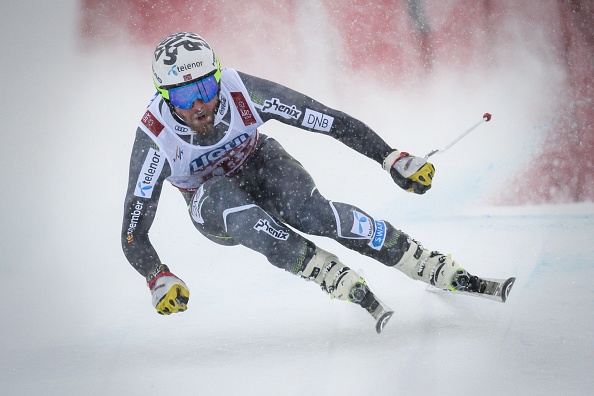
[393,239,515,302]
[300,248,394,333]
[391,239,461,290]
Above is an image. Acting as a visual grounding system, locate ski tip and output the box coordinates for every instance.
[501,277,516,303]
[375,311,394,334]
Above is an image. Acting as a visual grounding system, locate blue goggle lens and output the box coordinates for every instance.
[168,75,220,109]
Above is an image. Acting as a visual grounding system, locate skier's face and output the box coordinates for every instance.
[173,96,219,135]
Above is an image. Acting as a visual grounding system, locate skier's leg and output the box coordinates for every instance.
[247,139,404,261]
[181,189,239,246]
[300,247,369,303]
[297,191,476,291]
[186,175,371,302]
[387,238,483,292]
[239,136,472,292]
[187,176,313,273]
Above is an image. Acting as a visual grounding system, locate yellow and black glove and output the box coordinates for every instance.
[383,150,435,194]
[146,264,190,315]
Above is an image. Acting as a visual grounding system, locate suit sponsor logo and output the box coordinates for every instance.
[369,220,386,250]
[230,92,256,126]
[141,110,164,137]
[253,219,289,240]
[262,98,302,120]
[218,95,228,117]
[173,146,183,162]
[134,148,164,198]
[301,108,334,132]
[351,210,374,238]
[126,200,144,244]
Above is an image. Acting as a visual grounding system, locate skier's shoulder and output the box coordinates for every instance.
[220,68,240,86]
[220,68,261,112]
[143,92,168,119]
[220,68,257,93]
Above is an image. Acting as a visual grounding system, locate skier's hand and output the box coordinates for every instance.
[383,150,435,194]
[146,264,190,315]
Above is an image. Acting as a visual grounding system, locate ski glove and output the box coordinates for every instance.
[383,150,435,194]
[146,264,190,315]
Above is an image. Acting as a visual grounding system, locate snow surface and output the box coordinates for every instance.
[1,1,592,395]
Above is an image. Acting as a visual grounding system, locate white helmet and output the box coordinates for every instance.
[152,32,221,93]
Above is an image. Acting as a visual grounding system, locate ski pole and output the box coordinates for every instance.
[424,113,492,159]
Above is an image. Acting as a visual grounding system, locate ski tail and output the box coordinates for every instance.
[359,289,394,333]
[497,277,516,303]
[356,272,394,334]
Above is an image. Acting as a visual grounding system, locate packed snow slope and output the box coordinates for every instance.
[1,1,592,395]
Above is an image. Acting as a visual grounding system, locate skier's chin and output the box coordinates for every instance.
[190,117,214,135]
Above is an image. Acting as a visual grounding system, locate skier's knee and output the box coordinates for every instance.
[292,188,333,234]
[188,182,237,244]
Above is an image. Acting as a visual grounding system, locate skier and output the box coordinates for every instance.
[121,32,513,331]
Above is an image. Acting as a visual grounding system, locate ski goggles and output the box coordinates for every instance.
[158,72,220,109]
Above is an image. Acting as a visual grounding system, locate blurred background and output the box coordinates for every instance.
[1,1,592,394]
[78,0,593,204]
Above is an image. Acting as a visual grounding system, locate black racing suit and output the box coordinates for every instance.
[121,70,412,279]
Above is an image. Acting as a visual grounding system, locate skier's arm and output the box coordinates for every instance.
[239,71,435,194]
[239,71,392,164]
[121,129,170,278]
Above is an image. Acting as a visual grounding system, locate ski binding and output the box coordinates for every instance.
[426,276,516,303]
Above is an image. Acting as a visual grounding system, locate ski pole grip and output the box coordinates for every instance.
[483,113,492,122]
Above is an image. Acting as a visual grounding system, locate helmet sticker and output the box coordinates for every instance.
[154,32,212,66]
[153,32,220,91]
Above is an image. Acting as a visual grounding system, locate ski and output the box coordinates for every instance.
[363,291,394,334]
[426,277,516,303]
[352,282,393,334]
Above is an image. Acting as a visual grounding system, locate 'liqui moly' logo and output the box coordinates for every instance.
[189,133,250,173]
